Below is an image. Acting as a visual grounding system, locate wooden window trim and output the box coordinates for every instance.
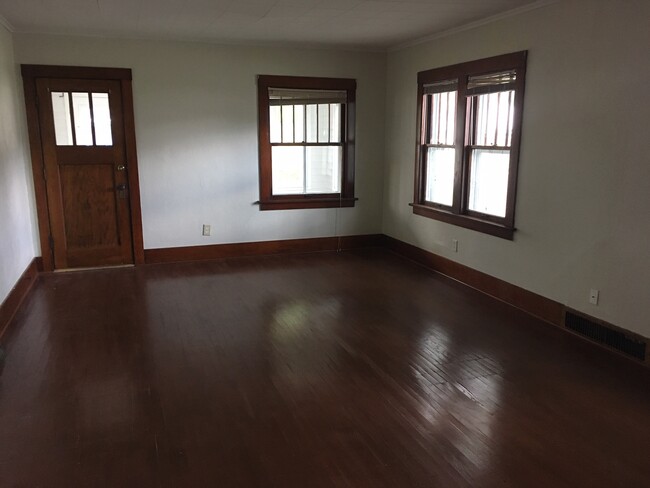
[257,75,356,211]
[413,51,527,240]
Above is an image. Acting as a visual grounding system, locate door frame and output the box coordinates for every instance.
[21,65,145,271]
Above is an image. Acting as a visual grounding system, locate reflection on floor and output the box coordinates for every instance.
[0,249,648,487]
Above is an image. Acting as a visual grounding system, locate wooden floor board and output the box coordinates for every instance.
[0,249,648,487]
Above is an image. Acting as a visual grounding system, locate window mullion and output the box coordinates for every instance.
[452,78,467,214]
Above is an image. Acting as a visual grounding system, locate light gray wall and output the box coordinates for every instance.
[0,24,37,305]
[13,36,387,249]
[383,0,650,337]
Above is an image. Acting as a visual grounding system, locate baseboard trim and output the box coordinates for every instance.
[0,257,42,341]
[144,234,384,264]
[382,235,565,327]
[382,235,649,367]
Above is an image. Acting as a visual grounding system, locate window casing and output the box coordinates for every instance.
[257,75,356,210]
[413,51,527,239]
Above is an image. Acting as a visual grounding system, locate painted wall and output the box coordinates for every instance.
[13,36,386,250]
[383,0,650,337]
[0,24,37,305]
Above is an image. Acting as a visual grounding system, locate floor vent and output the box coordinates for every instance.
[565,311,646,361]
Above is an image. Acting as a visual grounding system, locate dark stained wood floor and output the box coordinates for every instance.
[0,249,648,487]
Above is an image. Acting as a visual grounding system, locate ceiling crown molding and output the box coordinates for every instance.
[390,0,560,52]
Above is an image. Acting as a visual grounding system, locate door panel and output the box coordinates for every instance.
[36,78,134,269]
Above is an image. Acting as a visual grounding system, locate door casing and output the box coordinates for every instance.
[21,65,144,272]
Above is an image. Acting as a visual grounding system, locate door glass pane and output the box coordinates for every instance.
[425,147,455,206]
[468,149,510,217]
[305,146,341,194]
[91,93,113,146]
[272,146,304,195]
[51,92,73,146]
[72,92,93,146]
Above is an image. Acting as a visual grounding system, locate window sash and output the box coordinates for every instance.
[257,75,357,210]
[414,51,527,238]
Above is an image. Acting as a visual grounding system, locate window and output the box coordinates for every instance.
[51,92,113,146]
[257,75,356,210]
[413,51,527,239]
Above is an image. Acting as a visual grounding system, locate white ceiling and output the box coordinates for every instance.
[0,0,547,50]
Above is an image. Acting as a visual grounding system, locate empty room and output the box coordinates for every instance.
[0,0,649,486]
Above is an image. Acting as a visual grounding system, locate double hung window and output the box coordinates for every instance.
[413,51,527,239]
[257,75,356,210]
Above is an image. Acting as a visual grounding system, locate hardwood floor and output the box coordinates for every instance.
[0,249,648,487]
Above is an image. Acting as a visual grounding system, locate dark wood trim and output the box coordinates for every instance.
[20,64,144,271]
[21,65,131,81]
[120,78,145,265]
[382,235,563,326]
[256,74,356,211]
[21,68,54,271]
[144,234,383,264]
[413,51,527,239]
[382,235,650,367]
[259,197,357,211]
[411,203,515,240]
[0,258,42,341]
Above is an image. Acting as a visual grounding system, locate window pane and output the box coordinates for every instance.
[51,92,73,146]
[91,93,113,146]
[281,105,294,143]
[429,90,457,145]
[272,146,304,195]
[305,146,341,194]
[306,104,318,143]
[468,149,510,217]
[317,104,329,143]
[294,105,305,143]
[329,104,341,143]
[269,105,282,143]
[72,92,93,146]
[425,147,455,206]
[473,90,514,147]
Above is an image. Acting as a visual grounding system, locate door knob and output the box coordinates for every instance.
[116,164,126,171]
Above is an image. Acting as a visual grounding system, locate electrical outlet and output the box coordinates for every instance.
[202,224,211,236]
[589,289,599,305]
[452,239,458,252]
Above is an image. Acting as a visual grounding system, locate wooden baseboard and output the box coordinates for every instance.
[144,234,384,264]
[382,235,565,327]
[382,235,650,367]
[0,257,42,341]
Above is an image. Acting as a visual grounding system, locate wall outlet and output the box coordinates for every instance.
[202,224,211,236]
[452,239,458,252]
[589,289,599,305]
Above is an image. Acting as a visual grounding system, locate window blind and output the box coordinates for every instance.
[422,79,458,95]
[269,88,347,106]
[466,70,517,96]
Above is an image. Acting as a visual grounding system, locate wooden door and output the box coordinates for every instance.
[35,78,134,269]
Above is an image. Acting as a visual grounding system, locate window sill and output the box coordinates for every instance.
[410,203,514,240]
[258,197,357,211]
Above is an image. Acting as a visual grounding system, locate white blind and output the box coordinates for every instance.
[466,70,517,96]
[423,79,458,95]
[269,88,347,106]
